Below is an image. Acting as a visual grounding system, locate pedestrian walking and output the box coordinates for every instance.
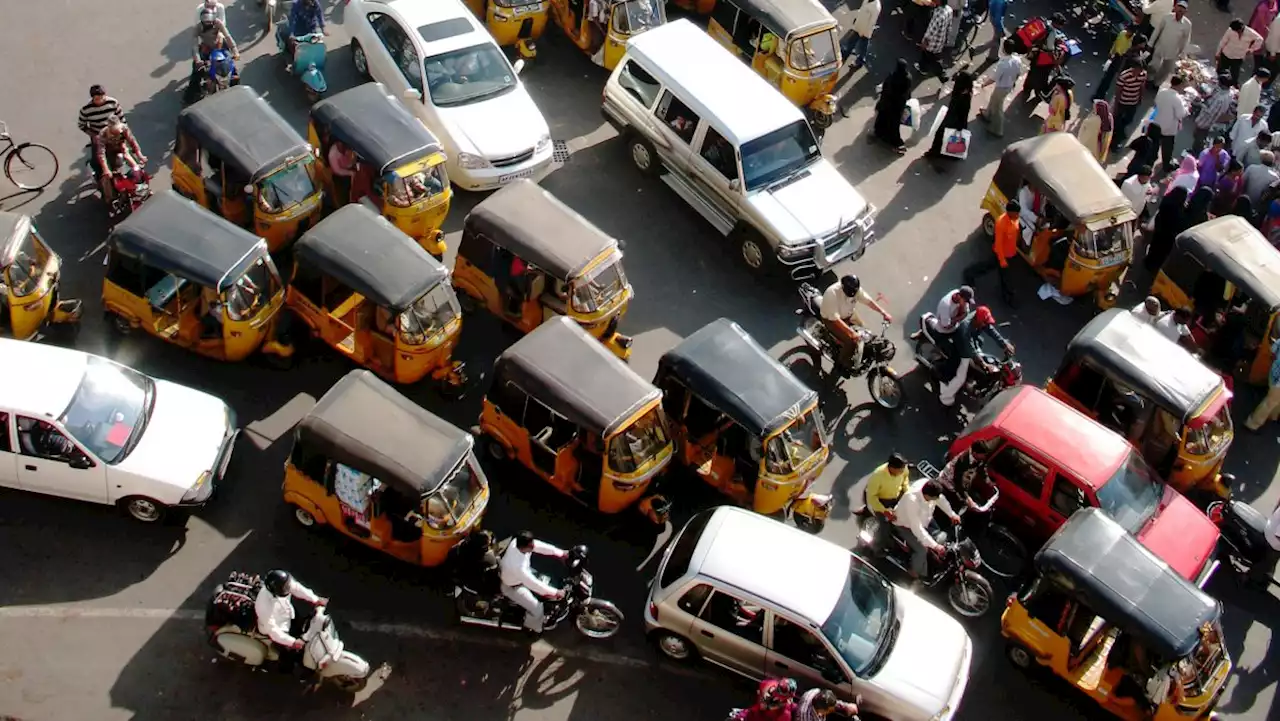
[872,59,913,152]
[1141,0,1174,36]
[1166,154,1200,194]
[1239,129,1272,166]
[1244,335,1280,431]
[926,70,975,167]
[917,1,954,79]
[1184,186,1216,226]
[1233,195,1257,225]
[1243,149,1280,203]
[979,39,1022,137]
[1231,105,1269,157]
[905,0,937,40]
[1250,0,1279,47]
[1122,123,1164,178]
[1151,76,1189,170]
[1218,19,1265,85]
[1144,185,1189,270]
[1266,12,1280,74]
[1148,0,1193,87]
[1239,68,1271,120]
[1077,99,1115,162]
[1192,75,1236,153]
[1093,26,1145,101]
[1042,77,1074,134]
[1121,165,1156,218]
[843,0,881,71]
[1110,58,1149,148]
[988,0,1009,59]
[1212,159,1246,214]
[964,199,1019,305]
[945,0,964,50]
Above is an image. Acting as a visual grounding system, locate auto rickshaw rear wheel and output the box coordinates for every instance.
[483,435,510,461]
[456,291,481,314]
[1006,642,1035,670]
[981,213,996,237]
[293,506,317,527]
[107,312,133,335]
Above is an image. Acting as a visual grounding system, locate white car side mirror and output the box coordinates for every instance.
[403,88,422,102]
[513,59,526,75]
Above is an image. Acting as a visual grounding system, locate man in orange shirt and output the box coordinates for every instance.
[963,199,1019,306]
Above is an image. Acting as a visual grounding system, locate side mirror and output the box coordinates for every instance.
[68,455,93,470]
[403,88,422,102]
[513,59,526,75]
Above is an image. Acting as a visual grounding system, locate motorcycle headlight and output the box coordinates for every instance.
[457,152,490,170]
[535,134,552,154]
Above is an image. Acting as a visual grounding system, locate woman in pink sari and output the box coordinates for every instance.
[1250,0,1278,42]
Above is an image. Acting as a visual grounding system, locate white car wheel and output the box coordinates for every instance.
[122,497,166,523]
[351,41,370,79]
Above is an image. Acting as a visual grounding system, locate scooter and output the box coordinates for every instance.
[911,312,1022,409]
[201,48,238,100]
[1207,495,1280,588]
[794,282,905,410]
[276,29,328,102]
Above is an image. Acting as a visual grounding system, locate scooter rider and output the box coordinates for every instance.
[892,479,961,581]
[285,0,330,71]
[254,569,328,669]
[938,305,1014,407]
[819,274,892,370]
[499,530,568,633]
[187,8,239,102]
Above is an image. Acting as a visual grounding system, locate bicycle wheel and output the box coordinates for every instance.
[5,142,59,190]
[960,21,981,53]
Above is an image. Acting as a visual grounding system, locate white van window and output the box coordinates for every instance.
[617,60,661,109]
[655,91,700,145]
[698,127,738,182]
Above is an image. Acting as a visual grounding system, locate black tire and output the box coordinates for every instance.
[120,496,168,524]
[947,570,993,617]
[867,368,905,410]
[351,40,371,80]
[330,675,368,693]
[627,134,661,176]
[457,290,482,314]
[977,524,1028,579]
[5,142,59,190]
[574,599,624,639]
[1006,642,1035,670]
[652,630,697,662]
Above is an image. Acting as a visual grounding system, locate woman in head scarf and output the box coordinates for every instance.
[1042,76,1075,134]
[1184,186,1216,227]
[1212,159,1245,216]
[1144,186,1189,271]
[1165,154,1199,195]
[1076,99,1114,162]
[926,71,975,165]
[873,59,913,153]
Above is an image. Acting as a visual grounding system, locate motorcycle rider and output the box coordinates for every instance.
[499,530,568,634]
[196,0,227,26]
[892,479,961,582]
[186,8,240,103]
[937,439,997,512]
[94,118,147,204]
[854,453,911,550]
[284,0,329,71]
[938,305,1014,407]
[730,677,798,721]
[928,285,974,360]
[795,688,859,720]
[819,274,892,370]
[254,569,328,670]
[77,85,123,142]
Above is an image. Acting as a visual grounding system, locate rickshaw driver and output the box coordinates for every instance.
[499,531,569,633]
[254,569,328,670]
[819,274,892,368]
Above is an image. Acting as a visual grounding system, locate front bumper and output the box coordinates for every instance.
[180,412,238,508]
[448,145,555,192]
[777,214,878,280]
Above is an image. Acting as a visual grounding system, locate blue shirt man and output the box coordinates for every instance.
[289,0,326,37]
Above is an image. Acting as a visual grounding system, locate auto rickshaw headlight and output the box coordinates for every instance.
[457,152,490,170]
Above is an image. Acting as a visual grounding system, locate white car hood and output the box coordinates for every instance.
[870,590,970,718]
[437,88,549,160]
[746,161,868,245]
[114,380,229,490]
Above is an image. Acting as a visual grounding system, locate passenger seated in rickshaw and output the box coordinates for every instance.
[496,252,532,317]
[1030,209,1072,272]
[200,286,224,338]
[1208,298,1254,370]
[1110,633,1181,712]
[327,140,357,205]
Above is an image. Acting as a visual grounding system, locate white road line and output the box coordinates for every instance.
[0,606,710,679]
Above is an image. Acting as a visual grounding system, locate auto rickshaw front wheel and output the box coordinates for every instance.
[293,506,317,528]
[981,213,996,237]
[1005,642,1035,670]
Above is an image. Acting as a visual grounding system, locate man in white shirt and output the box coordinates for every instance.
[1151,76,1189,170]
[1142,0,1174,29]
[1216,19,1264,85]
[255,569,327,666]
[820,274,892,369]
[891,479,960,578]
[1131,296,1163,324]
[1250,499,1280,586]
[843,0,881,71]
[1121,166,1155,218]
[1231,106,1269,157]
[1148,0,1193,88]
[1154,307,1192,343]
[500,531,567,633]
[933,285,974,334]
[1237,68,1270,122]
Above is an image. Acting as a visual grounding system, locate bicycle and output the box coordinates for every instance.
[0,122,59,191]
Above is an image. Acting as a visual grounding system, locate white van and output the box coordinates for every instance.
[602,19,876,280]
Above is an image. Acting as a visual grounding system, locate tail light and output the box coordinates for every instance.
[648,601,658,621]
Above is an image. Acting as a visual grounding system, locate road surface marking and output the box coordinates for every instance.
[0,606,710,679]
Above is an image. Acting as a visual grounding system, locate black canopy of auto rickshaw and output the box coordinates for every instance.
[731,0,834,38]
[1174,216,1280,313]
[108,190,266,291]
[294,204,449,312]
[658,318,817,439]
[995,134,1136,228]
[0,211,31,260]
[1033,508,1221,660]
[177,85,310,183]
[296,369,473,497]
[1064,308,1222,422]
[310,83,443,177]
[463,179,618,280]
[492,316,660,438]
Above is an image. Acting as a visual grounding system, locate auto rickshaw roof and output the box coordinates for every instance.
[731,0,835,37]
[108,190,267,290]
[999,134,1136,227]
[1065,309,1222,421]
[493,316,660,437]
[1034,508,1221,660]
[177,85,310,182]
[463,180,618,279]
[294,203,448,312]
[658,318,816,439]
[297,369,473,497]
[1175,216,1280,311]
[0,211,31,259]
[310,83,443,176]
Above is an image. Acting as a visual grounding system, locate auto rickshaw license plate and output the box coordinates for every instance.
[513,2,543,15]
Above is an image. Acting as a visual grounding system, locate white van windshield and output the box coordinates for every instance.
[741,120,821,192]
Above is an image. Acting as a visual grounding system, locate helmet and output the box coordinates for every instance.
[973,305,995,327]
[840,274,861,297]
[568,544,589,563]
[760,678,797,709]
[264,569,291,597]
[200,9,216,24]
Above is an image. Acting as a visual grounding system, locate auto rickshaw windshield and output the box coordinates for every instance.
[399,282,460,343]
[613,0,663,34]
[58,357,153,464]
[426,45,517,108]
[422,456,485,530]
[1076,223,1132,259]
[821,556,894,676]
[742,120,821,192]
[225,257,280,321]
[607,408,668,473]
[571,254,628,314]
[788,29,839,70]
[1095,453,1164,534]
[1186,404,1232,455]
[386,165,447,207]
[259,157,317,212]
[765,408,824,475]
[5,229,52,298]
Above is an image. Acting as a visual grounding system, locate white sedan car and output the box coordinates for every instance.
[347,0,555,191]
[0,340,237,523]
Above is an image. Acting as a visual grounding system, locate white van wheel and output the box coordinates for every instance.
[629,137,659,176]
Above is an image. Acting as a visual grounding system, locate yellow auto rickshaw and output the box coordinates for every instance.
[284,369,490,567]
[1003,508,1231,721]
[706,0,842,129]
[655,318,832,532]
[982,134,1137,308]
[1047,308,1234,502]
[308,83,452,257]
[102,190,292,363]
[0,211,81,340]
[464,0,548,59]
[172,86,323,252]
[549,0,665,70]
[479,316,673,525]
[288,204,467,392]
[1150,215,1280,387]
[455,179,633,359]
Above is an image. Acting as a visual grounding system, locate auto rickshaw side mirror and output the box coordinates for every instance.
[513,59,526,75]
[403,88,422,102]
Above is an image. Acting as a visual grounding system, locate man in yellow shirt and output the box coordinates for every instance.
[859,453,911,519]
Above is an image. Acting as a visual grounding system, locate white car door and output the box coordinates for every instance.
[0,412,19,490]
[14,416,108,504]
[364,12,411,96]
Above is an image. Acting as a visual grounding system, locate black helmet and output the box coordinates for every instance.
[840,274,861,297]
[567,544,589,568]
[264,569,291,597]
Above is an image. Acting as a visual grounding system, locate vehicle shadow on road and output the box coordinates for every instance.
[1214,577,1279,715]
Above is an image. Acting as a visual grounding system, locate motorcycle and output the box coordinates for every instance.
[277,29,328,103]
[453,540,626,639]
[728,692,863,720]
[201,48,238,100]
[204,572,372,692]
[794,282,905,410]
[1207,495,1279,588]
[917,459,1029,580]
[106,163,152,229]
[910,312,1022,409]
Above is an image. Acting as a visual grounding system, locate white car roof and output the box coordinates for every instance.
[624,19,806,147]
[382,0,493,56]
[689,506,850,623]
[0,338,89,419]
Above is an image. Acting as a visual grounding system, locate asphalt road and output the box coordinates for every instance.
[0,1,1277,720]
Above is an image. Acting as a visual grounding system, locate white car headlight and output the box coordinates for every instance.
[457,152,490,170]
[183,471,213,503]
[535,134,552,153]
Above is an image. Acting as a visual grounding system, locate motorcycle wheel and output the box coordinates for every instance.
[947,570,993,617]
[867,369,904,410]
[574,599,624,639]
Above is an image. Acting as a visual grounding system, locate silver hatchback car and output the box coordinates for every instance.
[644,507,973,721]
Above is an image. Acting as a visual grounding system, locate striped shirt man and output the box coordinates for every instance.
[78,87,121,137]
[1115,65,1147,107]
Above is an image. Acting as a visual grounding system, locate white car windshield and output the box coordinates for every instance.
[425,44,517,107]
[821,556,895,676]
[741,120,821,192]
[58,357,153,464]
